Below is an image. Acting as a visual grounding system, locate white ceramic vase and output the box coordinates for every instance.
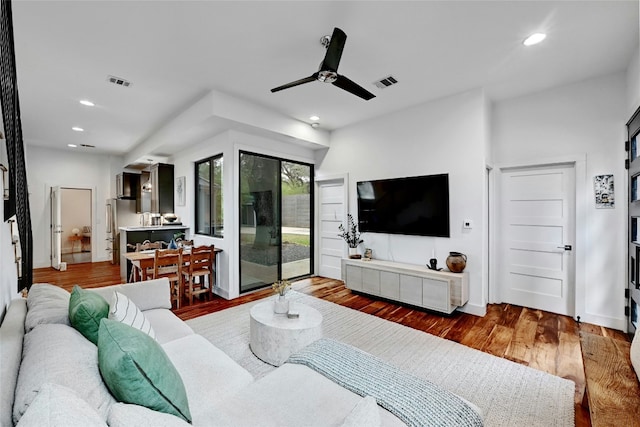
[274,295,289,314]
[349,247,358,258]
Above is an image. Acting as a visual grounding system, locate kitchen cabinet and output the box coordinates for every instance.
[341,258,469,314]
[150,163,174,214]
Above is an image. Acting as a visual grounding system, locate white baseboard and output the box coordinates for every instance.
[578,312,628,332]
[458,302,486,317]
[213,286,230,300]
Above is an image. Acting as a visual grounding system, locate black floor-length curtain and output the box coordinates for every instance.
[1,0,33,291]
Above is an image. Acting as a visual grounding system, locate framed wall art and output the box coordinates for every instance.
[594,174,614,208]
[176,176,186,206]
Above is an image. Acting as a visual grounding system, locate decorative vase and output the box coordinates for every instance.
[349,247,358,258]
[446,251,467,273]
[274,295,289,314]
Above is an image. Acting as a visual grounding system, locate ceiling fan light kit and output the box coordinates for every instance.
[271,27,376,101]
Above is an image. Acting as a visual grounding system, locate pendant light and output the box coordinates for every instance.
[142,160,153,193]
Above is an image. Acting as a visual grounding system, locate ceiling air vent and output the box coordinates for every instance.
[106,75,132,88]
[373,75,398,89]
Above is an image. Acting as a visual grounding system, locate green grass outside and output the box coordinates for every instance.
[240,232,310,246]
[281,233,309,246]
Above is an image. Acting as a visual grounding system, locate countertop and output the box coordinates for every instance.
[119,225,188,231]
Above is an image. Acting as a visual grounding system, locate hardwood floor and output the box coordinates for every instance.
[33,261,632,427]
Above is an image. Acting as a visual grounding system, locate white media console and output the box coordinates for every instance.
[341,258,469,314]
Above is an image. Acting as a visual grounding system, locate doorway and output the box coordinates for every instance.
[496,163,576,316]
[316,175,347,280]
[51,187,92,267]
[239,151,313,293]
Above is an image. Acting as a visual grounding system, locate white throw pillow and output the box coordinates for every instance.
[109,291,156,339]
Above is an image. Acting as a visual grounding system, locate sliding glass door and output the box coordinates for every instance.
[281,160,312,280]
[239,152,313,293]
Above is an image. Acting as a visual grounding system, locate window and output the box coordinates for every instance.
[195,155,223,237]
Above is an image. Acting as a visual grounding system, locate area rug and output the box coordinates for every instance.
[186,291,575,427]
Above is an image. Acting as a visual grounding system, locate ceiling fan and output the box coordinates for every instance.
[271,27,376,101]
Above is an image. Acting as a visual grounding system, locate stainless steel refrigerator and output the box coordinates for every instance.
[106,198,139,264]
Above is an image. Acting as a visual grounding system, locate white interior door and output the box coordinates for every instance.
[497,164,575,316]
[51,186,62,269]
[317,177,347,280]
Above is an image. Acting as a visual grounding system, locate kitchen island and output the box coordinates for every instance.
[119,225,188,281]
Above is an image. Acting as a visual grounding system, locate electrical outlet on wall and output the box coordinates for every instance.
[463,219,473,229]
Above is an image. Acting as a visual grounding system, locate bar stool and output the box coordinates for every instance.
[182,245,214,305]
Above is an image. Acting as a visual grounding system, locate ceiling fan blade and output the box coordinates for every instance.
[333,74,376,101]
[320,27,347,72]
[271,74,318,93]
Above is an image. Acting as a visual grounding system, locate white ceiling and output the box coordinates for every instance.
[10,1,639,158]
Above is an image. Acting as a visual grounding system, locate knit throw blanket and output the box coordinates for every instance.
[287,338,484,427]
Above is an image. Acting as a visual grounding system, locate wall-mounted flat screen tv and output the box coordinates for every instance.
[357,174,450,237]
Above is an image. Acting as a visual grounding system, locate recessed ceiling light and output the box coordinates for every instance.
[310,123,320,128]
[71,126,84,132]
[309,115,320,121]
[67,144,77,148]
[79,100,95,107]
[523,33,546,46]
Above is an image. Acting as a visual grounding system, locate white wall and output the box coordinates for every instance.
[25,146,122,267]
[316,89,489,316]
[171,129,316,300]
[0,200,19,322]
[630,2,640,117]
[492,72,627,330]
[627,48,640,117]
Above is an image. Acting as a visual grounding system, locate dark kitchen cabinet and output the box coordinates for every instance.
[151,163,174,214]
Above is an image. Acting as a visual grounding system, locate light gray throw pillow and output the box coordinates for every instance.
[16,383,107,427]
[13,324,116,424]
[0,299,27,427]
[631,328,640,381]
[108,403,192,427]
[25,283,70,332]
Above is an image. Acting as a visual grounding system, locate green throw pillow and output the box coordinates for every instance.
[97,319,192,423]
[68,285,109,345]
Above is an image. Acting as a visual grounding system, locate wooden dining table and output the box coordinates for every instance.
[123,247,222,282]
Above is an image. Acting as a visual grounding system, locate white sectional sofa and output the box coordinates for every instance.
[0,279,482,427]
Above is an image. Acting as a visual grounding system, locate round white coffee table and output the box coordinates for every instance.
[249,299,323,366]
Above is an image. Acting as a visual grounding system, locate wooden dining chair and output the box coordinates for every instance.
[126,240,163,282]
[176,239,194,248]
[182,245,214,305]
[136,240,163,252]
[153,248,183,309]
